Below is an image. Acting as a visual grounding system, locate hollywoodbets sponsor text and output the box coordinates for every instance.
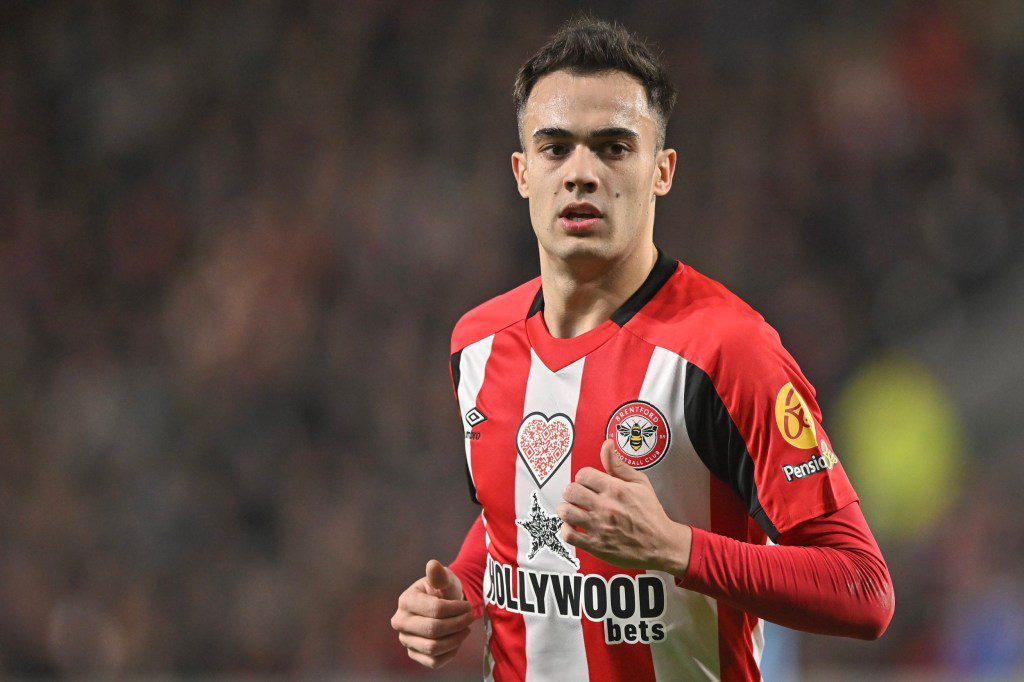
[485,555,667,644]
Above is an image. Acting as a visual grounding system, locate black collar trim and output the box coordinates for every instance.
[526,247,677,327]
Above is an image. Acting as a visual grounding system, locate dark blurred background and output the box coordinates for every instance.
[2,1,1023,678]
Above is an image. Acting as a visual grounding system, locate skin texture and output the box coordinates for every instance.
[511,70,676,338]
[392,69,684,669]
[390,560,474,669]
[559,438,691,575]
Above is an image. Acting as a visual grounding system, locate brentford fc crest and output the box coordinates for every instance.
[606,400,671,470]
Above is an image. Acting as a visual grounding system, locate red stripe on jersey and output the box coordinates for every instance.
[571,333,658,682]
[709,475,762,681]
[470,324,532,680]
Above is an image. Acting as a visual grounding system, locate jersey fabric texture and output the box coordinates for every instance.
[447,250,859,681]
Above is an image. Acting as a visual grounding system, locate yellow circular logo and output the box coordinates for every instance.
[775,382,818,449]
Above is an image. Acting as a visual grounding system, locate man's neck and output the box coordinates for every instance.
[539,242,658,339]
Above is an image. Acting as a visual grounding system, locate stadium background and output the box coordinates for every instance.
[2,1,1023,679]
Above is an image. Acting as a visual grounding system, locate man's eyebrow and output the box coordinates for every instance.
[589,127,639,140]
[531,126,640,141]
[532,127,573,140]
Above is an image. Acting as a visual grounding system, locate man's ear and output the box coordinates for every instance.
[511,151,529,198]
[652,147,676,197]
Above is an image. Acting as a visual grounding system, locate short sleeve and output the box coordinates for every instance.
[683,319,857,539]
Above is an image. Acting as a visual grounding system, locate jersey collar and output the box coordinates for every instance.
[525,248,679,372]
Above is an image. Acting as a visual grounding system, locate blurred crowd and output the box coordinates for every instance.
[1,1,1022,677]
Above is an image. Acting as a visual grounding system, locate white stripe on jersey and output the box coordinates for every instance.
[483,609,495,682]
[638,347,721,680]
[752,617,765,676]
[751,542,770,676]
[457,335,495,494]
[638,347,711,529]
[480,510,494,676]
[517,350,589,682]
[455,335,495,674]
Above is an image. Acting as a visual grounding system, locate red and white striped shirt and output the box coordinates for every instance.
[447,251,876,681]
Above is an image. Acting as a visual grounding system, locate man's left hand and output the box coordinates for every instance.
[558,438,692,576]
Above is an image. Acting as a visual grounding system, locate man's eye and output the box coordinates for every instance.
[544,144,569,156]
[605,143,627,156]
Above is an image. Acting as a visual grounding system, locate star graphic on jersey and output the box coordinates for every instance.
[516,492,579,569]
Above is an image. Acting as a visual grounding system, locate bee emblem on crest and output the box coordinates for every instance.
[605,400,671,470]
[617,420,658,452]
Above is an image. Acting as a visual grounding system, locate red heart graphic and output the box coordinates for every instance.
[516,412,575,487]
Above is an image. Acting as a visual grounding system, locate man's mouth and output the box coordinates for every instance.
[559,203,603,231]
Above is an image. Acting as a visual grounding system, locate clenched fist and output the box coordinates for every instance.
[558,438,692,575]
[391,560,476,669]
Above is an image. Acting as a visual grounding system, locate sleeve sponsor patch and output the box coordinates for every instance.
[774,382,817,449]
[775,382,840,482]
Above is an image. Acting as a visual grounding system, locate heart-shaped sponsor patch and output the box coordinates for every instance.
[516,412,575,487]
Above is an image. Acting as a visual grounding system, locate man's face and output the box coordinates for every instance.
[512,70,675,265]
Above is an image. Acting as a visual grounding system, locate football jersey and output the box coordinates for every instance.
[449,249,858,681]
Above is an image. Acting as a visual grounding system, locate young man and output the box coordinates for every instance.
[391,17,893,681]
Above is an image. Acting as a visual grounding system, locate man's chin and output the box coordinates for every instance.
[544,236,613,263]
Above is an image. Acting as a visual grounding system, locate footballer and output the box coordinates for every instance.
[391,16,894,681]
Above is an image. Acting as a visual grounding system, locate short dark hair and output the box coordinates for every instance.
[513,16,677,148]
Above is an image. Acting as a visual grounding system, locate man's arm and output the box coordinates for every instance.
[390,516,487,669]
[390,559,475,669]
[559,439,894,640]
[680,500,893,639]
[448,515,488,618]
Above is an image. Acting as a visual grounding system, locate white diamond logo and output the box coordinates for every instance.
[466,407,487,427]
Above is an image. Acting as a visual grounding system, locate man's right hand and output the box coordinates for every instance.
[391,559,475,669]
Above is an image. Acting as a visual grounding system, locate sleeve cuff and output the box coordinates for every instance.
[675,526,708,590]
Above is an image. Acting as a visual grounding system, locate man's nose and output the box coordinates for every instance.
[563,146,599,194]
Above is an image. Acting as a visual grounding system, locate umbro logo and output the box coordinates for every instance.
[465,407,487,441]
[465,407,487,427]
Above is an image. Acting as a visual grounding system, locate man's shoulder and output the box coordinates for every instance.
[628,264,785,373]
[450,276,542,354]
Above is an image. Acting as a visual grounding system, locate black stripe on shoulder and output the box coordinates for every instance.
[610,247,678,326]
[450,349,462,396]
[449,350,480,505]
[684,362,779,540]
